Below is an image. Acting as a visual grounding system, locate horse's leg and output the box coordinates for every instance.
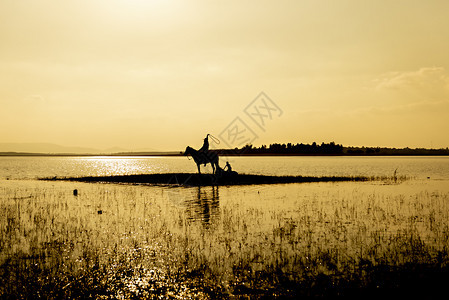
[211,163,215,175]
[213,157,219,175]
[197,163,201,174]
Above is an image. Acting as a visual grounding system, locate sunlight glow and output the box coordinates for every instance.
[99,0,180,21]
[1,1,449,149]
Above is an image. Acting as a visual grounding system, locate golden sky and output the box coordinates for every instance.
[1,0,449,151]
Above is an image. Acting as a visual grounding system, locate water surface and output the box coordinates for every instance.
[1,156,449,298]
[1,156,448,180]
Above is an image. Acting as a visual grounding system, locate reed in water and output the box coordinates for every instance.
[1,179,448,298]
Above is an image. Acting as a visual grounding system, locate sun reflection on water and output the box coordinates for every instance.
[74,157,171,176]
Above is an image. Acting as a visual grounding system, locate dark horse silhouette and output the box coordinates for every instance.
[184,146,220,174]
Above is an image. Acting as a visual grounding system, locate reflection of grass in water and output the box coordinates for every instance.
[1,181,449,298]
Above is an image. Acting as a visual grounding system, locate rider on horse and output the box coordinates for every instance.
[184,134,221,174]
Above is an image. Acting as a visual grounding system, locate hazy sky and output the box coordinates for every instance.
[1,0,449,151]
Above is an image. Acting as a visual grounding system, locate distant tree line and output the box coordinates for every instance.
[344,146,449,156]
[243,142,344,154]
[211,142,449,156]
[213,142,344,155]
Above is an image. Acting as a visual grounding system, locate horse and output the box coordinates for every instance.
[184,146,220,174]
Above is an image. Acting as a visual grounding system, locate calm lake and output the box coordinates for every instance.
[1,156,449,298]
[1,155,449,180]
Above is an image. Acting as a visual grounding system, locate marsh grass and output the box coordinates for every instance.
[45,172,411,187]
[1,179,449,299]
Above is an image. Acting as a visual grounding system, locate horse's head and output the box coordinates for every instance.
[183,146,191,156]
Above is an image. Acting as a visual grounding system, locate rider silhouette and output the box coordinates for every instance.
[199,134,210,153]
[199,134,210,166]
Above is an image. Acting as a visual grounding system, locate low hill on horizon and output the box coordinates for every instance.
[0,143,155,154]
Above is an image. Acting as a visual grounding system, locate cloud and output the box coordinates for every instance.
[374,67,449,93]
[338,67,449,120]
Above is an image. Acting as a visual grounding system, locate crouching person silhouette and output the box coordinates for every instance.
[223,161,237,176]
[224,161,232,173]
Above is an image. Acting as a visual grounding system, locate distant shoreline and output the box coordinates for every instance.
[0,151,183,157]
[1,152,449,157]
[2,142,449,157]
